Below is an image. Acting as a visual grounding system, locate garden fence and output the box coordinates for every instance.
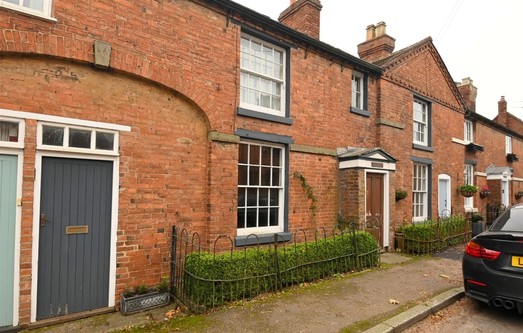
[170,225,380,313]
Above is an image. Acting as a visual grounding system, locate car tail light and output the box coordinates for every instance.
[465,241,501,260]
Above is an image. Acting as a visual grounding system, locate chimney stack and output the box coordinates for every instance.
[357,21,396,62]
[279,0,322,39]
[457,77,477,112]
[498,96,507,114]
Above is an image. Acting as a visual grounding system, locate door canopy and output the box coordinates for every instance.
[337,147,397,171]
[486,164,513,180]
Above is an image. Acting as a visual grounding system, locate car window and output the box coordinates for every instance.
[491,206,523,232]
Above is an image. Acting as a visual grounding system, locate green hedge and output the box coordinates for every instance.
[183,231,379,309]
[395,215,468,254]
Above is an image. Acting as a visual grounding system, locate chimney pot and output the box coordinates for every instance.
[366,24,375,41]
[375,21,386,37]
[358,21,395,62]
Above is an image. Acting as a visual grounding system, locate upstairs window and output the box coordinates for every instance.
[506,136,512,154]
[240,34,286,118]
[351,72,364,109]
[1,0,53,19]
[413,100,428,146]
[464,120,473,142]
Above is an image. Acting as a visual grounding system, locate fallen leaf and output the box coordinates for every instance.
[165,306,180,319]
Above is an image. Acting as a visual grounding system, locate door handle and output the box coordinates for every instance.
[40,214,50,227]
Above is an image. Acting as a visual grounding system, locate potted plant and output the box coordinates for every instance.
[459,184,478,198]
[516,191,523,201]
[470,213,484,236]
[120,276,170,315]
[479,185,490,199]
[395,189,408,201]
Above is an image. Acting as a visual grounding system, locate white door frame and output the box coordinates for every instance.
[30,150,120,322]
[438,174,451,217]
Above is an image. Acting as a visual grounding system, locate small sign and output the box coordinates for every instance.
[66,225,89,235]
[371,162,384,168]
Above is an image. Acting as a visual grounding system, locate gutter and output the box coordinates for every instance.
[210,0,383,75]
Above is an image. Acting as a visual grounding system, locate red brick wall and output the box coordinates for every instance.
[0,56,210,322]
[475,121,523,207]
[0,1,382,324]
[377,45,467,221]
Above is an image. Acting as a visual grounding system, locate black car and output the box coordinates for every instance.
[462,203,523,314]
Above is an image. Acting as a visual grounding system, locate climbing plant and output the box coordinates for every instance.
[293,171,317,217]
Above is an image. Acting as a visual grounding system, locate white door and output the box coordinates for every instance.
[438,176,451,217]
[502,180,510,207]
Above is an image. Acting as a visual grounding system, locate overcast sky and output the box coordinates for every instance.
[232,0,523,120]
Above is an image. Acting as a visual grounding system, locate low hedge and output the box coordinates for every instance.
[395,215,468,253]
[183,231,378,309]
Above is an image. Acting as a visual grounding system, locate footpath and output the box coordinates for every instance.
[24,246,465,333]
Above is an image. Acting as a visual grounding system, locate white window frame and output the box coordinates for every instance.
[413,99,428,146]
[37,122,119,156]
[464,164,474,211]
[237,140,285,236]
[506,135,513,154]
[412,163,428,222]
[239,33,286,117]
[0,0,54,20]
[351,71,364,109]
[0,116,25,149]
[464,120,473,143]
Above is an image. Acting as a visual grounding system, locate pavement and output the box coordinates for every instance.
[22,245,466,333]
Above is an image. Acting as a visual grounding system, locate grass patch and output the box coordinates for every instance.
[110,314,210,333]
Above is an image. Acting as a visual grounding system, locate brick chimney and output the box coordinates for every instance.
[279,0,322,39]
[498,96,507,115]
[357,22,396,62]
[457,77,477,112]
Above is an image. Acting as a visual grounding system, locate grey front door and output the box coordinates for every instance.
[37,157,113,320]
[0,154,17,327]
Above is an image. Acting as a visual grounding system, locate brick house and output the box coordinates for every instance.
[355,22,469,228]
[0,0,512,329]
[458,81,523,219]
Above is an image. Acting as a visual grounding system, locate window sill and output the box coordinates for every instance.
[235,232,292,247]
[412,144,434,152]
[350,107,371,117]
[0,4,57,22]
[237,107,293,125]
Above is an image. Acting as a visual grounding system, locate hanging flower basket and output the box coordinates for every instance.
[395,189,408,201]
[479,185,490,199]
[459,185,478,198]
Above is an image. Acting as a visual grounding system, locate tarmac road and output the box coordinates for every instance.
[404,296,523,333]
